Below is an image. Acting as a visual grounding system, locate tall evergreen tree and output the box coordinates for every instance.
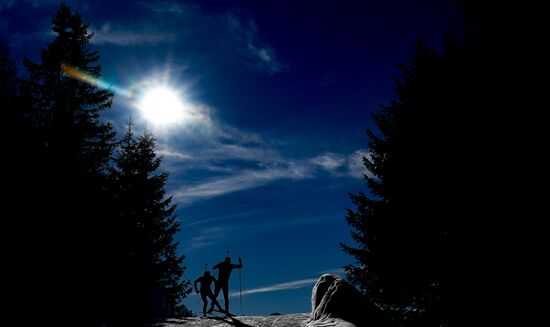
[110,122,191,321]
[22,3,114,174]
[339,13,504,326]
[0,43,16,102]
[1,41,28,324]
[340,43,449,312]
[15,3,115,322]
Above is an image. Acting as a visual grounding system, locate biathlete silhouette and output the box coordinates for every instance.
[209,255,243,315]
[194,270,223,317]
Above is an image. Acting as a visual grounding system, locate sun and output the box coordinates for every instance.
[138,86,188,126]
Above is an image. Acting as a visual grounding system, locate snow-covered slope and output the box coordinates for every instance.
[153,274,395,327]
[155,313,357,327]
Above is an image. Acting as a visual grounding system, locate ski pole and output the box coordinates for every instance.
[239,264,243,316]
[181,272,191,283]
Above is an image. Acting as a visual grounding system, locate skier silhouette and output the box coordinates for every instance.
[210,256,243,314]
[194,271,223,317]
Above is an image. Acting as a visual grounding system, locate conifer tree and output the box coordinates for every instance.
[17,3,115,321]
[341,39,481,326]
[1,41,28,324]
[338,0,521,318]
[22,3,114,174]
[110,122,191,320]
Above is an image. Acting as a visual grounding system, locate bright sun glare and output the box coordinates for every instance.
[138,86,187,126]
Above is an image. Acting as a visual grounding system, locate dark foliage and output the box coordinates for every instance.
[341,2,520,326]
[3,4,191,325]
[5,3,117,323]
[1,41,38,326]
[108,122,192,322]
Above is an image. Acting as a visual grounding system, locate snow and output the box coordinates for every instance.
[153,274,375,327]
[155,313,357,327]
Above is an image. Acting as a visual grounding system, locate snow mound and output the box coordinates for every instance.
[310,274,394,327]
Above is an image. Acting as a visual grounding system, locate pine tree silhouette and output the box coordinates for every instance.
[339,4,512,325]
[16,3,115,322]
[4,4,195,324]
[1,41,32,325]
[109,122,192,322]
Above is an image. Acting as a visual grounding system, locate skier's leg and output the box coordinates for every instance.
[201,293,207,317]
[209,282,221,312]
[207,290,223,312]
[222,284,229,312]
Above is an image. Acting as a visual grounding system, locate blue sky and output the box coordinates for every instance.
[1,0,461,315]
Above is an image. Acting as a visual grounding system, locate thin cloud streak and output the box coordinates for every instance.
[1,0,76,10]
[203,143,281,162]
[224,11,286,74]
[182,226,229,250]
[312,152,346,170]
[347,150,371,178]
[141,0,195,14]
[90,23,176,46]
[230,278,318,297]
[310,150,370,178]
[3,1,285,74]
[157,148,193,160]
[148,101,365,206]
[181,210,263,228]
[159,138,279,167]
[181,213,340,251]
[162,122,367,206]
[142,0,285,74]
[172,163,311,205]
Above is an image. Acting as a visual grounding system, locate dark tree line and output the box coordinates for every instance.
[2,4,191,325]
[341,1,524,327]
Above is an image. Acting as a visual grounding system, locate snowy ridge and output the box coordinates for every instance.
[155,313,356,327]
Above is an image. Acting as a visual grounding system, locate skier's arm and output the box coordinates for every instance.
[232,257,243,269]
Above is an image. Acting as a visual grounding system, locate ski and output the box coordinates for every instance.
[210,309,235,317]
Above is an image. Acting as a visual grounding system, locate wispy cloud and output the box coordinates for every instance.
[247,43,284,75]
[312,153,346,171]
[181,210,263,228]
[158,122,276,167]
[202,142,281,163]
[157,126,277,172]
[224,12,285,74]
[183,226,229,250]
[346,150,370,178]
[141,0,195,14]
[311,150,369,178]
[159,120,367,206]
[140,1,286,74]
[182,213,339,251]
[157,148,193,161]
[1,0,74,10]
[231,278,318,297]
[90,23,176,46]
[3,0,286,75]
[172,163,311,205]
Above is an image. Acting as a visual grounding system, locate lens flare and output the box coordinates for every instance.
[60,64,200,128]
[60,64,131,97]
